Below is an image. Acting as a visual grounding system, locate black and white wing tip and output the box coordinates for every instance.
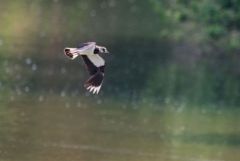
[86,84,102,94]
[84,72,104,94]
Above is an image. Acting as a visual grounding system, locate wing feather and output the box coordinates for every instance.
[84,72,104,94]
[81,55,98,75]
[78,42,96,49]
[84,72,104,87]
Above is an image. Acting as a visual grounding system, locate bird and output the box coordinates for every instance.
[64,42,109,94]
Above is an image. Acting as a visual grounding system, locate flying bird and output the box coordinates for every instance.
[64,42,109,94]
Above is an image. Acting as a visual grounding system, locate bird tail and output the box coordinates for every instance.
[84,72,104,94]
[64,48,79,60]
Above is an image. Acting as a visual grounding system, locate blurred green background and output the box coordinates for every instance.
[0,0,240,161]
[1,0,240,105]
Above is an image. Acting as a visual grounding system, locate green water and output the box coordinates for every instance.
[0,96,239,161]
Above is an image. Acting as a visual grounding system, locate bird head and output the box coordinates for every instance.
[94,45,109,54]
[64,48,79,59]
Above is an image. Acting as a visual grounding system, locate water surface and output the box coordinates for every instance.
[0,96,240,161]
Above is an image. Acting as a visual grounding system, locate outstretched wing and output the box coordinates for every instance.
[85,72,104,87]
[80,54,105,75]
[80,55,105,94]
[81,55,99,75]
[85,71,104,94]
[77,42,96,50]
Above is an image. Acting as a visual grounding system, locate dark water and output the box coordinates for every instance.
[0,96,239,161]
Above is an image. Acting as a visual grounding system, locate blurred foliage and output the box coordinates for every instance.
[0,0,240,106]
[148,0,240,105]
[150,0,240,49]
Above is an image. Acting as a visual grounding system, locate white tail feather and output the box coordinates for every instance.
[64,48,80,60]
[70,53,79,59]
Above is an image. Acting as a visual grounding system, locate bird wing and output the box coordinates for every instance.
[80,54,105,75]
[77,42,96,52]
[80,54,105,94]
[84,71,104,94]
[81,55,99,75]
[78,42,96,48]
[85,72,104,87]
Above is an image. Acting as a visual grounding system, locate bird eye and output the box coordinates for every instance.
[102,48,106,52]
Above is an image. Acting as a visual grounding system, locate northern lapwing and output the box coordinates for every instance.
[64,42,109,94]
